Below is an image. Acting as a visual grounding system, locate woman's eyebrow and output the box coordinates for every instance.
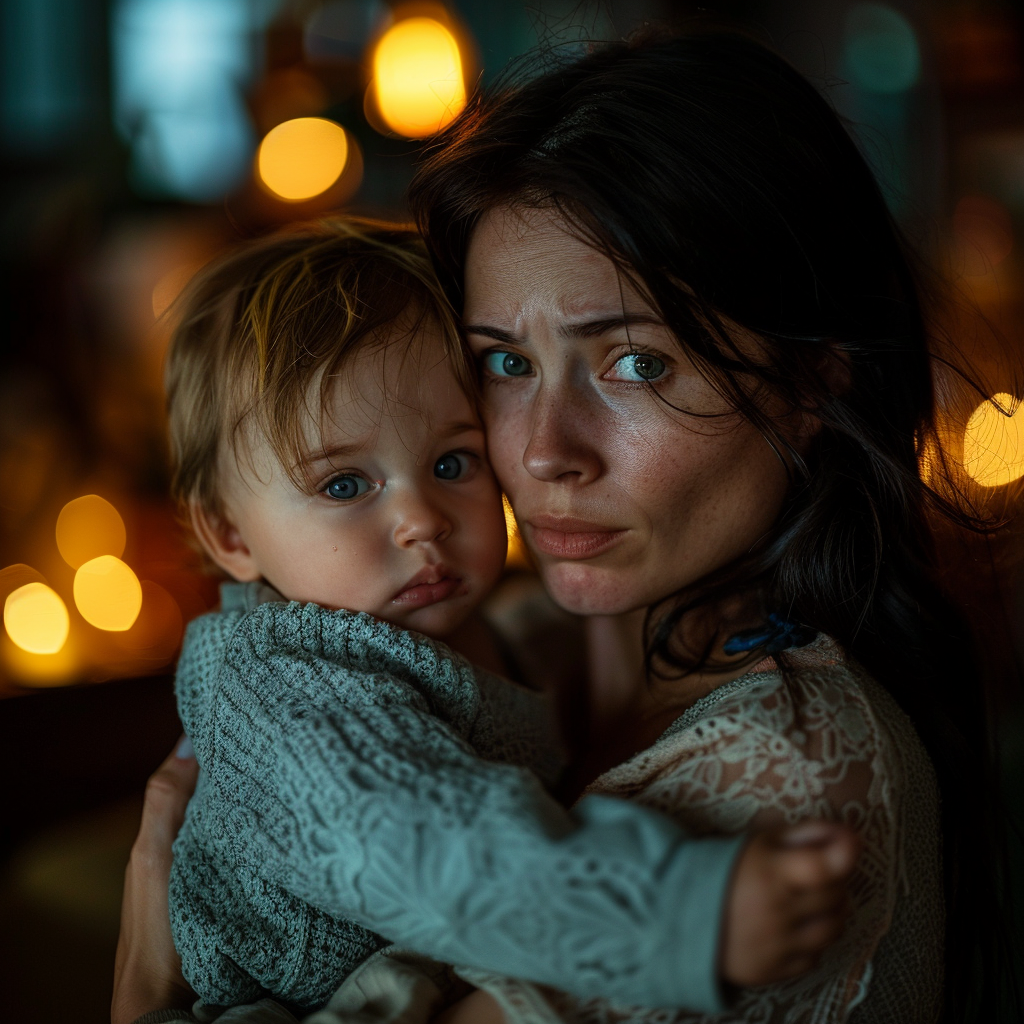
[562,313,663,338]
[462,324,519,344]
[463,314,662,344]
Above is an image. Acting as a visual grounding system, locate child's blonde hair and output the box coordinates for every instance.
[165,218,468,513]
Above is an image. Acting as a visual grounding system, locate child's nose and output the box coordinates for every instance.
[393,495,453,547]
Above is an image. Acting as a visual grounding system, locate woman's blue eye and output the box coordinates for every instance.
[434,453,469,480]
[484,351,532,377]
[610,352,667,382]
[325,475,370,500]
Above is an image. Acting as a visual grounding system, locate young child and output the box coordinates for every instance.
[165,220,852,1018]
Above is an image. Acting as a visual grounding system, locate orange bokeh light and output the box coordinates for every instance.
[257,117,349,201]
[56,494,127,570]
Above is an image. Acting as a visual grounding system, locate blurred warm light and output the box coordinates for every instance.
[952,195,1014,277]
[503,494,529,569]
[963,393,1024,487]
[0,563,47,602]
[56,495,127,570]
[2,633,79,687]
[845,3,921,94]
[153,263,200,319]
[74,555,143,631]
[371,17,465,137]
[4,583,70,655]
[257,117,348,201]
[115,580,184,663]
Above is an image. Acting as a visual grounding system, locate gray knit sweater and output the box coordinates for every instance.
[169,583,740,1016]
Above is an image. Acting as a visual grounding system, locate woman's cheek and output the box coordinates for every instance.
[482,401,528,495]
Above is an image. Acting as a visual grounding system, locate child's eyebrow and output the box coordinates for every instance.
[295,440,369,471]
[437,420,484,438]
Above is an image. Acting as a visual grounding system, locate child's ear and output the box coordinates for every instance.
[190,502,261,582]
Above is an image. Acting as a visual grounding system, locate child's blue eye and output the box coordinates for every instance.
[607,353,667,382]
[325,475,370,500]
[483,351,532,377]
[434,453,469,480]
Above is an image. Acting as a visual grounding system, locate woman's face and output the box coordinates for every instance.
[463,206,793,617]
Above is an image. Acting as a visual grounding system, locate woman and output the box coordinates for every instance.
[115,27,995,1024]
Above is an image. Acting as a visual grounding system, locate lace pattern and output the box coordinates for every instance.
[464,636,943,1024]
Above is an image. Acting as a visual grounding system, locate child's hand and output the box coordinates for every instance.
[719,822,860,989]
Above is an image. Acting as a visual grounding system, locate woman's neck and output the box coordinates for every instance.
[577,601,769,789]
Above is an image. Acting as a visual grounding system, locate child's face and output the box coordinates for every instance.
[206,325,509,639]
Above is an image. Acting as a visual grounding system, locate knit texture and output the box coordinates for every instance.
[169,583,740,1016]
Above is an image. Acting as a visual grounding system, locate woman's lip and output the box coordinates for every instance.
[526,515,619,532]
[525,519,626,560]
[392,576,463,608]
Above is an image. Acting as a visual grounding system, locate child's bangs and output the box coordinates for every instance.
[231,239,471,489]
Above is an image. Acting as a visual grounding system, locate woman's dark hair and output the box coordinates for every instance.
[409,26,1016,1020]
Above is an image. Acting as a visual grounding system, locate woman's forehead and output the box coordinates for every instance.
[465,206,651,321]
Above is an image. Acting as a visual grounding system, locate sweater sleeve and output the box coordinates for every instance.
[213,609,741,1014]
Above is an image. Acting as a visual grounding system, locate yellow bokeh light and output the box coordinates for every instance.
[963,393,1024,487]
[74,555,143,632]
[372,17,466,138]
[4,582,70,655]
[257,117,349,201]
[56,494,126,570]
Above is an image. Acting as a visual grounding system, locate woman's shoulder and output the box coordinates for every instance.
[588,633,936,833]
[668,633,922,764]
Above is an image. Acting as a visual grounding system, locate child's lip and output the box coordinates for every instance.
[391,565,464,607]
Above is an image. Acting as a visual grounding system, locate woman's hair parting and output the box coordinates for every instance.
[164,218,466,513]
[409,26,1018,1019]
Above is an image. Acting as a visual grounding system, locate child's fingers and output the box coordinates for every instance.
[790,908,848,952]
[776,821,846,847]
[772,951,820,983]
[783,879,848,922]
[773,825,861,888]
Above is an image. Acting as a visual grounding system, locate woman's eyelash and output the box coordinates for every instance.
[607,351,669,382]
[480,350,533,380]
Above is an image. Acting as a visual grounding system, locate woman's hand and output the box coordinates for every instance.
[112,737,199,1024]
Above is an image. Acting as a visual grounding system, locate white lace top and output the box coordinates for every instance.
[461,634,944,1024]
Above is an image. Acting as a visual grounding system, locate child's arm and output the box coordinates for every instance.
[206,605,855,1015]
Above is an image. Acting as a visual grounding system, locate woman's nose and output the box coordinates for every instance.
[393,493,453,547]
[522,381,604,484]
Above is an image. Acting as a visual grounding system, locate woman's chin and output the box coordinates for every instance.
[539,562,650,617]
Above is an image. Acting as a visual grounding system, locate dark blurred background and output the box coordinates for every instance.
[1,1,1023,1021]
